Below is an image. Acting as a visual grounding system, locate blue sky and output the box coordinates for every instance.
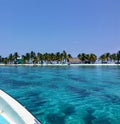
[0,0,120,57]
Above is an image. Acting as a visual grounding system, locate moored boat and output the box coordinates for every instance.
[0,90,41,124]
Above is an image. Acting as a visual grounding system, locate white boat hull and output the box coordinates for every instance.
[0,90,41,124]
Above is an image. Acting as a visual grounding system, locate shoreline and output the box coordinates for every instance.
[0,63,120,66]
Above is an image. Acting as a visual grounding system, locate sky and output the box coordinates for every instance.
[0,0,120,57]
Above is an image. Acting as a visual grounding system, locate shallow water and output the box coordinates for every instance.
[0,66,120,124]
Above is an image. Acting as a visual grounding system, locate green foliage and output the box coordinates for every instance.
[0,50,120,64]
[77,53,97,63]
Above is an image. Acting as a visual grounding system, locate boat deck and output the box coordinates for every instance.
[0,110,15,124]
[0,114,10,124]
[0,90,41,124]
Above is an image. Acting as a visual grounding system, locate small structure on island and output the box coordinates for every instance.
[16,57,24,64]
[68,58,81,64]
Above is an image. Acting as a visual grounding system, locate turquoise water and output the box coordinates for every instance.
[0,66,120,124]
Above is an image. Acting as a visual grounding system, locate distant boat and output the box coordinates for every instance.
[0,90,41,124]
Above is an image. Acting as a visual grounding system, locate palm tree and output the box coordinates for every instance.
[13,52,19,64]
[55,52,61,64]
[67,54,72,62]
[30,51,36,63]
[3,57,9,64]
[33,57,38,64]
[63,50,67,63]
[99,54,107,63]
[60,53,64,64]
[0,55,2,63]
[89,53,97,64]
[43,53,48,64]
[78,53,88,63]
[78,54,82,62]
[47,53,52,64]
[110,53,117,63]
[85,54,90,63]
[25,53,31,63]
[67,54,72,58]
[14,52,19,59]
[21,55,27,64]
[37,52,43,64]
[8,53,14,64]
[105,52,111,62]
[117,50,120,63]
[50,53,56,63]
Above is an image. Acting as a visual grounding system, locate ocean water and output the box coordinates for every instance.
[0,65,120,124]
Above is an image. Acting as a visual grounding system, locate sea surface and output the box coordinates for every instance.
[0,65,120,124]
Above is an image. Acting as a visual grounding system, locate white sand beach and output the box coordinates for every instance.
[0,63,120,66]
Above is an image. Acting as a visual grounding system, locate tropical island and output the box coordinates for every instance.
[0,50,120,65]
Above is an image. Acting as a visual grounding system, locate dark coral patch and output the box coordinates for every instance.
[68,74,86,82]
[104,94,120,103]
[83,113,96,124]
[86,108,95,114]
[63,105,75,116]
[48,84,58,89]
[66,85,90,98]
[7,79,29,88]
[92,87,103,92]
[46,113,65,124]
[93,118,111,124]
[83,108,96,124]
